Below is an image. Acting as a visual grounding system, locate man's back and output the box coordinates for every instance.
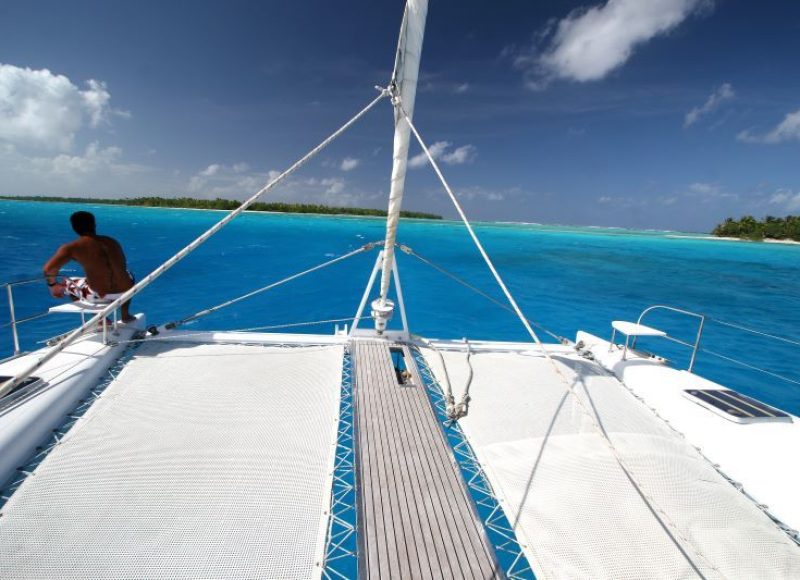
[66,235,132,296]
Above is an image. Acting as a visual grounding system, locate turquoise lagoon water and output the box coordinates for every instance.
[1,199,799,415]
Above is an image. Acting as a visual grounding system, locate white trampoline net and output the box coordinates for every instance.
[422,348,800,580]
[0,341,344,579]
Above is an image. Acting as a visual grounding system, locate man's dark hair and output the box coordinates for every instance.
[70,211,96,236]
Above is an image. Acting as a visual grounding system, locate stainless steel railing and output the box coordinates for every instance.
[633,304,800,386]
[1,278,50,359]
[635,305,706,373]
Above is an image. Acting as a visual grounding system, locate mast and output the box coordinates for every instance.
[372,0,428,332]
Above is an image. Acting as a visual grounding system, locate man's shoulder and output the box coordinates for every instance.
[96,234,120,244]
[59,239,82,252]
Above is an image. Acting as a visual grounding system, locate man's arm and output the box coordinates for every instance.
[43,244,73,297]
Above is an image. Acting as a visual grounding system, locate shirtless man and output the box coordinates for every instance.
[43,211,136,322]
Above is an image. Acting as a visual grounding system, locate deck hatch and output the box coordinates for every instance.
[683,388,792,424]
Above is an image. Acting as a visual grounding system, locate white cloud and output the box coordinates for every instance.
[516,0,710,88]
[0,63,128,151]
[738,109,800,144]
[595,195,646,208]
[187,163,355,203]
[188,162,256,195]
[768,189,800,212]
[441,144,477,165]
[0,140,149,196]
[454,83,470,94]
[408,141,476,169]
[340,157,360,171]
[318,177,345,195]
[688,182,716,195]
[686,181,737,201]
[200,163,221,177]
[457,186,508,201]
[44,142,124,175]
[684,83,734,127]
[409,141,449,168]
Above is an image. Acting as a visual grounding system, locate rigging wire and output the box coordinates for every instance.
[708,318,800,348]
[0,89,390,398]
[699,347,800,387]
[396,243,567,344]
[0,311,50,331]
[393,99,544,350]
[165,242,381,329]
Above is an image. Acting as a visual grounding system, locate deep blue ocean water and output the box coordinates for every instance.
[2,199,799,415]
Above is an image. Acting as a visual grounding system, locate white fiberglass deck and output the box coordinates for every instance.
[0,341,343,579]
[421,344,800,580]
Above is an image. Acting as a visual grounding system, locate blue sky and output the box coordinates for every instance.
[1,0,799,231]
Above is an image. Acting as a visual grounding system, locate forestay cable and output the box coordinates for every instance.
[165,242,381,329]
[394,100,545,349]
[0,90,389,398]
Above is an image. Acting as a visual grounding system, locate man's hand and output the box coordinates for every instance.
[49,283,66,298]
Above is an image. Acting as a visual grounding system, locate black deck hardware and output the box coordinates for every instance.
[683,388,792,424]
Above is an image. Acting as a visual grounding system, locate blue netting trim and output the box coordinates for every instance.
[412,348,537,579]
[322,349,358,579]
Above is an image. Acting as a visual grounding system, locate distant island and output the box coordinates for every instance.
[712,215,800,241]
[0,196,442,220]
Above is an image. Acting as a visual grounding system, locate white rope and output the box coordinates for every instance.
[398,103,723,578]
[411,335,472,421]
[450,338,473,420]
[395,102,545,349]
[166,242,381,329]
[413,336,454,404]
[0,90,388,399]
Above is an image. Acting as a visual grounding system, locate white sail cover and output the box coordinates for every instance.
[379,0,428,302]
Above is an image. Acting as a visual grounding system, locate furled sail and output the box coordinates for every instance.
[378,0,428,304]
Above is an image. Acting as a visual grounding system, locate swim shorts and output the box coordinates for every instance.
[62,278,104,303]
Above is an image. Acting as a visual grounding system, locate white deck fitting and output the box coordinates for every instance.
[0,341,344,579]
[611,320,667,337]
[421,346,800,580]
[580,330,800,538]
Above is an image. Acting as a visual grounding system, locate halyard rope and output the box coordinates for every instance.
[396,99,723,578]
[0,89,389,398]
